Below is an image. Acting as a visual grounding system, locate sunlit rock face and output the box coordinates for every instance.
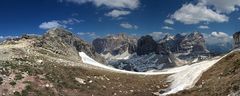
[39,28,106,63]
[92,33,137,56]
[159,32,209,54]
[233,31,240,48]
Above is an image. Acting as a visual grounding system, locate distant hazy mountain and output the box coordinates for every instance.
[204,32,233,55]
[206,42,233,55]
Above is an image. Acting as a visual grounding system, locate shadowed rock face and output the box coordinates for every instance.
[92,33,137,55]
[37,28,105,63]
[136,35,158,56]
[233,31,240,48]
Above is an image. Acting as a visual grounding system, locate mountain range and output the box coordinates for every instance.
[92,31,231,72]
[0,28,238,96]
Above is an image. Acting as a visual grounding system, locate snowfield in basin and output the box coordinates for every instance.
[79,52,185,75]
[79,52,229,95]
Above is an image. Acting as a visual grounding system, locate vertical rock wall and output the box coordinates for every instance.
[233,32,240,48]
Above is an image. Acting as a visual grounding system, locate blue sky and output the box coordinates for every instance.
[0,0,240,41]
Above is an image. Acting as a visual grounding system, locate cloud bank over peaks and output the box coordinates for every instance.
[162,26,174,30]
[204,31,233,45]
[149,32,169,41]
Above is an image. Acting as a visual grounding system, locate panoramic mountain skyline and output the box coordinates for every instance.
[0,0,239,42]
[1,1,240,95]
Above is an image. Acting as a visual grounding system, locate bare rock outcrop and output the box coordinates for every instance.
[37,28,105,63]
[233,31,240,48]
[92,33,137,55]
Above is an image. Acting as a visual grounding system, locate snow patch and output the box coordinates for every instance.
[79,52,187,75]
[192,58,198,63]
[79,51,228,95]
[109,53,168,72]
[101,50,131,60]
[160,51,231,95]
[161,57,221,95]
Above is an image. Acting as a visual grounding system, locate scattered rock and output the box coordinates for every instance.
[75,77,86,85]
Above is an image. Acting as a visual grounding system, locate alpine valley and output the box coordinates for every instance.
[2,0,240,95]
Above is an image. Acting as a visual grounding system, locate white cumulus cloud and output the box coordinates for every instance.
[39,18,82,29]
[199,0,240,13]
[120,22,138,29]
[171,3,229,24]
[211,32,230,38]
[105,10,131,18]
[62,18,83,25]
[78,32,99,38]
[162,26,174,30]
[204,32,233,45]
[164,19,174,25]
[149,32,169,41]
[198,25,209,29]
[39,21,65,29]
[60,0,140,10]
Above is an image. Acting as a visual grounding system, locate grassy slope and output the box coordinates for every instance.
[0,61,168,96]
[5,38,240,96]
[171,51,240,96]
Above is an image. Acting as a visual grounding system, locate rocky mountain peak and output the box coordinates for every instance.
[181,32,208,53]
[161,32,208,53]
[136,35,158,55]
[45,28,73,37]
[115,33,127,38]
[163,34,174,41]
[185,32,203,40]
[92,33,137,56]
[39,28,106,63]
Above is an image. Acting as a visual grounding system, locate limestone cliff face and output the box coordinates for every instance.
[160,32,209,54]
[37,28,106,63]
[92,33,137,55]
[233,31,240,48]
